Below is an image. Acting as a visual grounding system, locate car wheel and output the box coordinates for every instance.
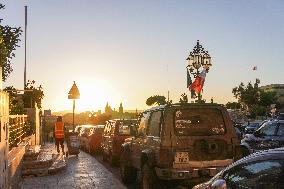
[141,163,159,189]
[120,162,137,183]
[242,146,250,157]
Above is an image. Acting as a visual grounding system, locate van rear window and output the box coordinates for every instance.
[174,108,225,136]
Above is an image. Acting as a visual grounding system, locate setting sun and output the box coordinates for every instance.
[75,79,121,112]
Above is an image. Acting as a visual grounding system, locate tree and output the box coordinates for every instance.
[4,86,25,114]
[232,79,261,110]
[226,102,241,110]
[146,95,167,106]
[232,79,278,118]
[0,4,22,81]
[22,80,44,109]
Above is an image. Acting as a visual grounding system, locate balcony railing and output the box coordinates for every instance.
[9,115,29,149]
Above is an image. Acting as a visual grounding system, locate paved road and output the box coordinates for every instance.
[20,149,127,189]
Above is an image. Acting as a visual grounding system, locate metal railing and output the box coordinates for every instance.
[9,115,28,149]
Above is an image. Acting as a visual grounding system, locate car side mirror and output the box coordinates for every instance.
[211,179,227,189]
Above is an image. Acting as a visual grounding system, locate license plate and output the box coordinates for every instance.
[174,152,189,163]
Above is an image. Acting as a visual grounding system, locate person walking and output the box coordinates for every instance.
[54,116,65,154]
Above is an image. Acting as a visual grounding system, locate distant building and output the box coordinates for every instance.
[119,103,123,114]
[44,109,51,116]
[105,102,113,114]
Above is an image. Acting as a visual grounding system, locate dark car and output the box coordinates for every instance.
[101,119,137,165]
[120,103,244,188]
[278,113,284,120]
[241,120,284,153]
[193,147,284,189]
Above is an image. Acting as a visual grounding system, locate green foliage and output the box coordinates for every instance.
[226,102,241,109]
[146,95,167,106]
[0,4,22,81]
[259,90,277,107]
[23,80,45,109]
[4,86,25,114]
[232,79,261,109]
[23,121,35,136]
[232,79,278,118]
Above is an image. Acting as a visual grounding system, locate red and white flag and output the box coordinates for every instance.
[189,69,206,94]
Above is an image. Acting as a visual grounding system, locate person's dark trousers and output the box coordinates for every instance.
[55,138,64,154]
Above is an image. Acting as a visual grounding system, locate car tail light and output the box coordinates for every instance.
[159,148,173,167]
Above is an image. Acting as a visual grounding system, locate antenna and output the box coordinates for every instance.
[24,6,27,89]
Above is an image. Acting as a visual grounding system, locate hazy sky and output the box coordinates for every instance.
[2,0,284,112]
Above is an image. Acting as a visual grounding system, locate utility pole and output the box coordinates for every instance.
[24,6,27,89]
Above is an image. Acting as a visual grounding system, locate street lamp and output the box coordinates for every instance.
[186,40,212,102]
[68,81,80,131]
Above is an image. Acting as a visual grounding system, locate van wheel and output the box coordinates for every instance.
[120,158,137,183]
[141,163,159,189]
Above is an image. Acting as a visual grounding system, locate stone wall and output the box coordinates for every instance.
[0,67,9,189]
[8,141,29,189]
[26,107,41,145]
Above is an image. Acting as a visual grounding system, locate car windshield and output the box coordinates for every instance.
[94,128,104,134]
[174,108,226,136]
[117,120,136,135]
[247,123,260,128]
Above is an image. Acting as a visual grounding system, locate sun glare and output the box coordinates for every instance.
[75,79,118,112]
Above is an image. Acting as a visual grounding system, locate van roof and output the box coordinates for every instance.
[144,103,224,112]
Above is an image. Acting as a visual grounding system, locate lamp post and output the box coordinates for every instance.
[186,40,212,102]
[68,81,80,131]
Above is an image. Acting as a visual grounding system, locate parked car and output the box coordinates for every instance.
[101,119,137,165]
[86,125,105,154]
[241,120,284,153]
[193,147,284,189]
[74,125,83,134]
[243,121,262,134]
[120,103,244,188]
[278,113,284,120]
[78,125,95,150]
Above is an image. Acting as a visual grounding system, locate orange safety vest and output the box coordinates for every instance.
[54,122,64,139]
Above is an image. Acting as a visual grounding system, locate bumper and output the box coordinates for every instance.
[155,167,224,180]
[155,159,233,180]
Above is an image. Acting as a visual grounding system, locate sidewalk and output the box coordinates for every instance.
[22,143,66,177]
[20,143,126,189]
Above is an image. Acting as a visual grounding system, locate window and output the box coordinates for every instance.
[148,111,162,137]
[104,123,111,135]
[223,160,284,189]
[259,122,277,136]
[174,108,225,136]
[277,123,284,136]
[138,112,150,136]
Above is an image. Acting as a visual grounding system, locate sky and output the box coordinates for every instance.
[1,0,284,112]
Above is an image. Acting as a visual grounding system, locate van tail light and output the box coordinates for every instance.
[159,148,173,167]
